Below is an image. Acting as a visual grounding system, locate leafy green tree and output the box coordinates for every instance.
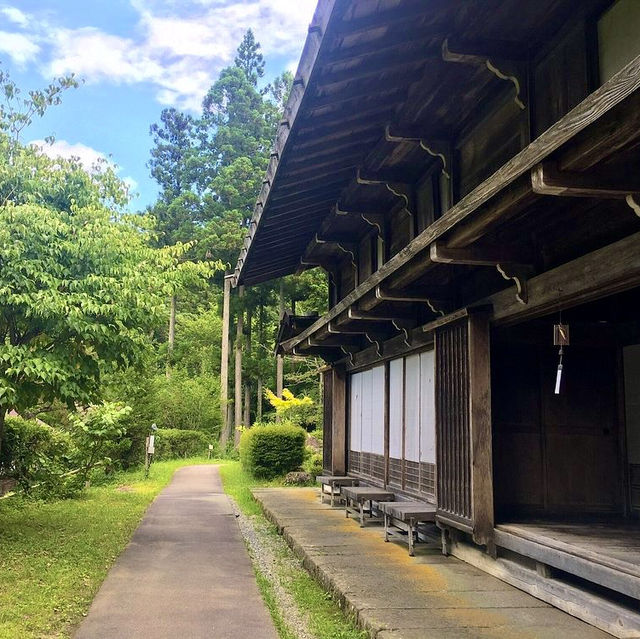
[0,199,212,454]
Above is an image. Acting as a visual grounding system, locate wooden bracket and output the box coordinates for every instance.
[442,38,526,110]
[385,124,451,179]
[315,233,358,272]
[430,241,532,305]
[376,285,448,316]
[532,162,640,199]
[357,169,414,217]
[392,318,414,348]
[627,194,640,218]
[335,204,386,236]
[496,263,532,305]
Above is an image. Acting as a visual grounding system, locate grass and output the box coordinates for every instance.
[0,457,215,639]
[219,462,368,639]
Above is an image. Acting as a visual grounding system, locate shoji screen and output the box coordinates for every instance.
[348,364,385,481]
[388,358,404,489]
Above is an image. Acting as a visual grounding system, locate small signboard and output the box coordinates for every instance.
[147,435,155,455]
[208,444,214,450]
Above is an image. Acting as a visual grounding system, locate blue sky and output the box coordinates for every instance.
[0,0,317,210]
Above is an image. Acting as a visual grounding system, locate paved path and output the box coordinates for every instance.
[254,487,612,639]
[75,465,277,639]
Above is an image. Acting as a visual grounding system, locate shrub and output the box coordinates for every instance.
[153,428,213,460]
[264,389,318,430]
[239,422,306,479]
[0,416,74,494]
[303,451,323,478]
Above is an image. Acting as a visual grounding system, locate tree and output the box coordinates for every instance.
[0,195,213,455]
[0,62,79,161]
[234,29,265,86]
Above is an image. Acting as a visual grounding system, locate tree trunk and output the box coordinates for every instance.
[220,275,232,447]
[257,378,263,421]
[166,294,176,377]
[234,286,244,447]
[0,408,5,459]
[243,307,252,428]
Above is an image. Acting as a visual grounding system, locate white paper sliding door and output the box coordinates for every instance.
[390,350,437,498]
[347,351,436,498]
[348,364,385,481]
[388,358,404,488]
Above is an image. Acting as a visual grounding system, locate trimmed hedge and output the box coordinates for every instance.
[153,428,213,460]
[239,423,306,479]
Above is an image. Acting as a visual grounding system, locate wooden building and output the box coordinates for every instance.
[232,0,640,635]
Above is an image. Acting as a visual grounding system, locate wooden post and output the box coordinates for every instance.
[220,275,232,447]
[234,286,244,447]
[468,310,494,547]
[331,366,347,475]
[166,294,176,377]
[244,307,252,428]
[276,279,285,398]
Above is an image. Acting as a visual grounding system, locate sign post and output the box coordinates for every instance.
[144,423,158,478]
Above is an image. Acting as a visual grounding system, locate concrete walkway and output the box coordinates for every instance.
[75,465,277,639]
[254,487,612,639]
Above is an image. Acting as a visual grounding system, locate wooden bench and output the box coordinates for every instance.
[379,501,437,556]
[316,475,359,506]
[342,486,395,527]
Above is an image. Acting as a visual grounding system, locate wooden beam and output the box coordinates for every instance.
[531,161,640,199]
[430,242,530,267]
[376,285,450,315]
[489,230,640,325]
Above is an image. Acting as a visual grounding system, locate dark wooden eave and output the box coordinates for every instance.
[232,0,582,287]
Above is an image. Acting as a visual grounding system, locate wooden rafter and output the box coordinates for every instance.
[376,285,449,316]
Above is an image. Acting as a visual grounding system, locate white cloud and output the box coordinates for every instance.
[0,30,39,65]
[1,6,29,27]
[37,0,317,111]
[30,139,109,171]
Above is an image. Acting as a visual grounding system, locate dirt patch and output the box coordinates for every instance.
[115,485,133,492]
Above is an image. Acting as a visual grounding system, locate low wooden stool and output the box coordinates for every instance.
[316,475,359,506]
[380,501,437,556]
[342,486,395,527]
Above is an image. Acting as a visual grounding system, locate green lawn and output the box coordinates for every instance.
[219,462,368,639]
[0,458,215,639]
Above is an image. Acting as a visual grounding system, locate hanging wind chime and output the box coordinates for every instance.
[553,314,570,394]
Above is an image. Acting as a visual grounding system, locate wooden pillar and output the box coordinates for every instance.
[435,309,494,547]
[234,286,244,446]
[468,310,494,546]
[220,275,231,446]
[331,366,347,475]
[276,280,285,398]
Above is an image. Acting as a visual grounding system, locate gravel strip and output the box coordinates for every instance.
[230,498,315,639]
